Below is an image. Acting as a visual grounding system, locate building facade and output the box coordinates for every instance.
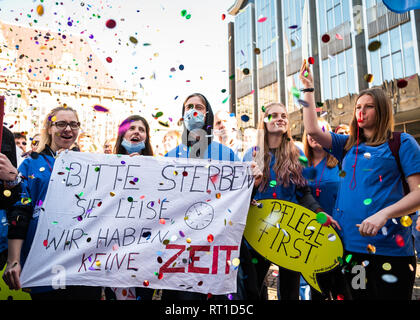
[228,0,420,143]
[0,21,139,150]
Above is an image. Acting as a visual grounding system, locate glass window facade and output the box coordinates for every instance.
[366,0,418,85]
[317,0,356,100]
[256,0,277,67]
[282,0,305,112]
[234,5,253,73]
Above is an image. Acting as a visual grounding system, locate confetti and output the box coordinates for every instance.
[363,198,372,206]
[363,152,371,159]
[36,5,44,16]
[299,155,308,166]
[381,274,398,283]
[298,99,309,107]
[316,212,328,224]
[345,254,352,264]
[397,79,408,88]
[93,105,109,112]
[241,114,250,122]
[327,234,336,241]
[105,19,116,29]
[400,216,412,227]
[291,86,300,98]
[382,263,392,271]
[321,34,330,43]
[3,190,11,197]
[395,234,405,247]
[364,73,374,83]
[367,40,381,52]
[106,57,113,63]
[308,57,315,64]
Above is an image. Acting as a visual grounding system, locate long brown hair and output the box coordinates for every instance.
[255,102,306,192]
[114,115,153,156]
[303,119,338,168]
[344,88,394,151]
[37,106,80,153]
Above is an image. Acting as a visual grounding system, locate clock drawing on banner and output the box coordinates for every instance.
[184,202,215,230]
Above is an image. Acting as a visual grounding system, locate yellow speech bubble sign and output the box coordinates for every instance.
[244,199,343,293]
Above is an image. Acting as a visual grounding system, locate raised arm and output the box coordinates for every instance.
[299,60,332,150]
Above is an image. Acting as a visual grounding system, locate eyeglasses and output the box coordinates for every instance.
[185,103,206,112]
[52,121,80,130]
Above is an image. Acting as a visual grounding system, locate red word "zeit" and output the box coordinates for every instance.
[159,244,238,275]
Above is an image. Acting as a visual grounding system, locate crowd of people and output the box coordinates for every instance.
[1,61,420,301]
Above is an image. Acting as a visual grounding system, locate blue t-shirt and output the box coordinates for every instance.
[330,132,420,256]
[304,157,340,216]
[165,141,240,162]
[242,148,306,203]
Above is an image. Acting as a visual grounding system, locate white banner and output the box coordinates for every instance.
[20,151,254,295]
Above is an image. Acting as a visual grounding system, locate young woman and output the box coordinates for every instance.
[302,119,350,300]
[300,61,420,300]
[162,130,181,156]
[114,115,153,157]
[303,119,340,217]
[240,102,339,300]
[3,106,102,300]
[108,115,154,301]
[165,93,239,162]
[163,93,257,300]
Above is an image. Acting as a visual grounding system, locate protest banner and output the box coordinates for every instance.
[20,151,254,295]
[244,199,343,293]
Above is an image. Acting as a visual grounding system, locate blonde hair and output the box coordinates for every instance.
[37,106,80,153]
[303,118,339,169]
[255,102,306,191]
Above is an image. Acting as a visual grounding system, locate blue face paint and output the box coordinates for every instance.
[183,109,205,131]
[121,139,145,154]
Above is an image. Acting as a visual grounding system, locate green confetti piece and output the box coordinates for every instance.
[291,86,301,98]
[363,198,372,205]
[316,212,327,224]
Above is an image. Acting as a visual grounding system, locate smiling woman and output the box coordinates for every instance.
[3,105,103,300]
[37,106,80,153]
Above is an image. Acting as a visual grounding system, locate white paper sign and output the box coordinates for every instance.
[20,152,254,295]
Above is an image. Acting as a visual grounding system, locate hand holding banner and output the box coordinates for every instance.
[20,152,254,295]
[244,199,343,293]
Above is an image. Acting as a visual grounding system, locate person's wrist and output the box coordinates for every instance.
[4,171,20,187]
